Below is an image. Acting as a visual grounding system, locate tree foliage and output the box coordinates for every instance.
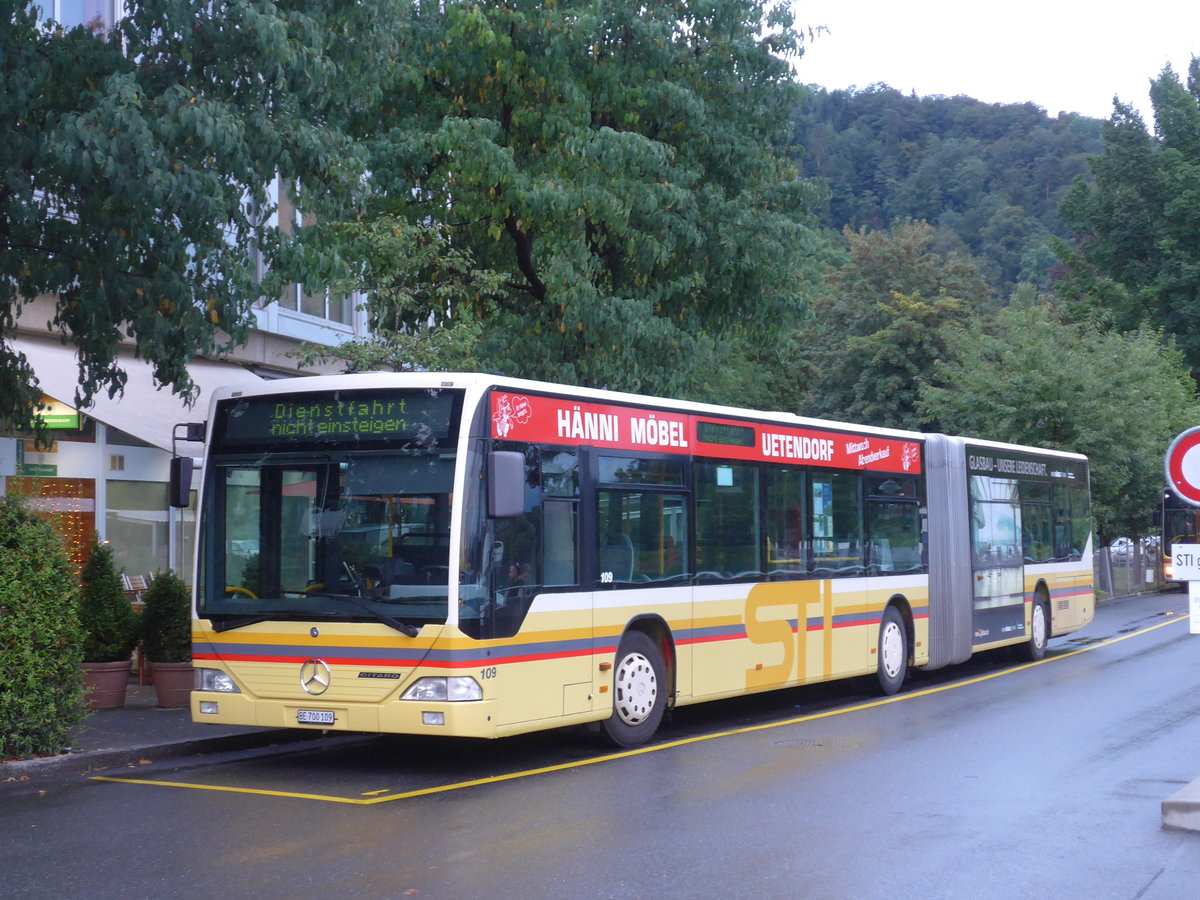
[918,304,1200,539]
[837,290,970,430]
[0,0,400,428]
[355,0,824,399]
[796,220,988,427]
[792,85,1103,297]
[286,217,507,374]
[1058,60,1200,375]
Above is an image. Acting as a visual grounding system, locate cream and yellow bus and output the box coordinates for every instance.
[176,372,1093,747]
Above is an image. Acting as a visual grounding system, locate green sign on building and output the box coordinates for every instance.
[30,397,80,431]
[19,463,58,477]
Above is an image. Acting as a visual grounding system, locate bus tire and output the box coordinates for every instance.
[602,631,666,748]
[1020,595,1049,662]
[876,605,908,695]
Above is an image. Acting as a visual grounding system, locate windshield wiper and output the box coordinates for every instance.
[210,611,297,633]
[305,591,420,637]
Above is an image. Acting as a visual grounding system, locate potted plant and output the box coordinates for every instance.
[78,537,140,710]
[140,570,193,708]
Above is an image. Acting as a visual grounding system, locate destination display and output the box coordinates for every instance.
[696,420,756,448]
[215,390,458,449]
[490,392,923,475]
[965,446,1086,483]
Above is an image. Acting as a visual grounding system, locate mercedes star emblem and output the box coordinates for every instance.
[299,658,332,696]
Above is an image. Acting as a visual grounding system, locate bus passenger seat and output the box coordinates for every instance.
[600,533,635,582]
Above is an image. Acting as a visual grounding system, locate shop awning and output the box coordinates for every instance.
[10,335,267,452]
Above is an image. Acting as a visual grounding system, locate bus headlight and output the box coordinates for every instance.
[196,668,240,693]
[401,676,483,702]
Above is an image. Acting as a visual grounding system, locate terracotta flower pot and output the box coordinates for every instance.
[149,661,194,709]
[82,660,131,710]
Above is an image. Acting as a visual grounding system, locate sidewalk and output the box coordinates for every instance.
[2,678,316,782]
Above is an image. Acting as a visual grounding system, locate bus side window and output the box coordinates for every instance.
[1053,484,1073,560]
[597,490,688,586]
[865,475,922,574]
[765,465,806,579]
[541,450,579,587]
[811,471,864,576]
[695,461,762,581]
[866,500,922,574]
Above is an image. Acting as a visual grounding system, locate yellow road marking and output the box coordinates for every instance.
[88,776,366,805]
[91,614,1187,805]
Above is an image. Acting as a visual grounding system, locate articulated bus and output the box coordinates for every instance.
[178,373,1093,747]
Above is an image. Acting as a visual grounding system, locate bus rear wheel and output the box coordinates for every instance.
[1019,595,1049,662]
[602,631,666,748]
[876,605,908,695]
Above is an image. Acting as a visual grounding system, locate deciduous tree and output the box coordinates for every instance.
[918,303,1200,540]
[796,220,988,427]
[360,0,825,399]
[1058,60,1200,374]
[286,217,507,374]
[0,0,399,427]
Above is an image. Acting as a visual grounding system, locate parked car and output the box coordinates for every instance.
[1109,537,1133,562]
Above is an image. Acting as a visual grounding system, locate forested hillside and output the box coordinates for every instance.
[791,85,1105,296]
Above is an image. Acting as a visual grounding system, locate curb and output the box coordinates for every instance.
[2,728,323,782]
[1162,776,1200,832]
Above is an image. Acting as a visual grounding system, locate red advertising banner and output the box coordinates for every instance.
[490,392,922,475]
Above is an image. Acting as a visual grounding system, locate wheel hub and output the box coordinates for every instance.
[880,622,904,678]
[613,651,657,725]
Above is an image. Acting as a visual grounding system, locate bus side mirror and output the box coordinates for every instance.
[488,451,525,518]
[169,456,194,509]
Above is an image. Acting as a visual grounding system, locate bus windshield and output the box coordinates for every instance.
[198,388,462,631]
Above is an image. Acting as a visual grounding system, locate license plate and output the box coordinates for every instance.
[297,709,335,725]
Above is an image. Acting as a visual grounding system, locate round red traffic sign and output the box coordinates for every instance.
[1165,427,1200,505]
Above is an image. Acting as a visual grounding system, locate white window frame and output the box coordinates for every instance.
[34,0,123,32]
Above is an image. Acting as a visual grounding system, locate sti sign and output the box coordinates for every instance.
[1165,427,1200,506]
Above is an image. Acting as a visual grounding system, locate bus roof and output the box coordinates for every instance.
[203,371,1085,463]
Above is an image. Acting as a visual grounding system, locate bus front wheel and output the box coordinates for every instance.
[876,605,908,695]
[602,631,666,748]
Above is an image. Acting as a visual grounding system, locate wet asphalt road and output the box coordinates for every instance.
[3,590,1200,899]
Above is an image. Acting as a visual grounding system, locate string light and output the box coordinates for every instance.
[9,476,95,574]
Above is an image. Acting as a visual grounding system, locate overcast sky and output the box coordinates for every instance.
[792,1,1200,122]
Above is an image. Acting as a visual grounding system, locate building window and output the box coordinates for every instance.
[269,177,359,328]
[292,286,357,326]
[36,0,116,33]
[106,479,170,577]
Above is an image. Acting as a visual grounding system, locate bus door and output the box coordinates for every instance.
[594,453,692,704]
[466,444,594,728]
[865,473,925,664]
[968,475,1026,645]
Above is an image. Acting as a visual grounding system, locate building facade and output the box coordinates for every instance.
[0,291,366,579]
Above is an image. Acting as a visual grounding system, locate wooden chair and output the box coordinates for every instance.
[123,573,148,609]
